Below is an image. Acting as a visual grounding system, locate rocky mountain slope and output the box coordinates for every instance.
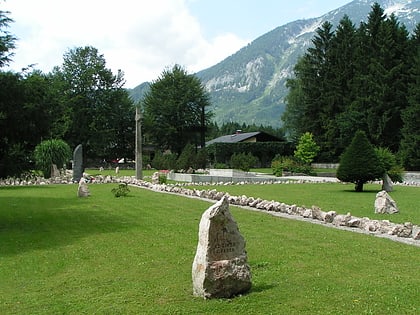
[130,0,420,127]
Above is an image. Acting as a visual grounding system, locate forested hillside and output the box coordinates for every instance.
[283,3,419,167]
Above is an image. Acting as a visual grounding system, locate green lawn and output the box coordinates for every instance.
[0,184,419,314]
[188,183,420,225]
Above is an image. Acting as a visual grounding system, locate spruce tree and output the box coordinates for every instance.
[336,130,383,192]
[400,24,420,170]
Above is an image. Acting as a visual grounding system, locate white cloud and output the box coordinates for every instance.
[3,0,248,88]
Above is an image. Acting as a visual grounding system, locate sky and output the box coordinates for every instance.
[2,0,351,88]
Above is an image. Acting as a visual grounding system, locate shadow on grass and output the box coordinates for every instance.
[250,282,278,293]
[0,186,138,257]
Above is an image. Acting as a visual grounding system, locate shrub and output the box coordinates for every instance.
[34,139,71,178]
[111,183,130,197]
[271,155,314,176]
[177,143,196,171]
[375,147,404,183]
[213,162,228,169]
[230,152,258,172]
[294,132,320,165]
[337,131,383,192]
[158,173,167,184]
[152,151,177,170]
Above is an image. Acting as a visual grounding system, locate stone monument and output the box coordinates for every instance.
[77,178,90,197]
[72,144,83,183]
[192,196,252,299]
[50,164,60,178]
[375,190,399,214]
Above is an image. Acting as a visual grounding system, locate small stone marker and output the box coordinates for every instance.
[77,178,90,197]
[51,163,60,178]
[375,190,399,214]
[72,144,83,183]
[192,196,252,299]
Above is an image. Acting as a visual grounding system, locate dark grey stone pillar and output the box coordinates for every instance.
[72,144,83,182]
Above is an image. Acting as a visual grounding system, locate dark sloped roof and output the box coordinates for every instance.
[206,131,281,145]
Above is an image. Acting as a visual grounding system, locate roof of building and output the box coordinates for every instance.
[206,131,282,145]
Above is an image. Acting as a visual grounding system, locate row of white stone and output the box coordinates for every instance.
[112,176,420,244]
[1,174,419,244]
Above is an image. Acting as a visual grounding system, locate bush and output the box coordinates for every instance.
[294,132,320,164]
[152,151,177,170]
[158,173,167,184]
[230,152,257,172]
[177,143,196,171]
[34,139,71,178]
[271,155,314,176]
[207,142,293,167]
[337,131,383,192]
[111,183,130,197]
[375,147,404,183]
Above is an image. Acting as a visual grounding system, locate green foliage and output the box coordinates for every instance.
[56,46,135,160]
[294,132,320,164]
[176,143,208,171]
[176,143,196,171]
[0,10,17,68]
[337,131,383,192]
[207,142,293,168]
[0,71,69,178]
[34,139,71,178]
[151,151,177,170]
[195,148,208,169]
[229,152,258,172]
[283,4,416,163]
[158,173,167,184]
[271,155,314,176]
[111,183,130,197]
[375,147,404,182]
[399,25,420,170]
[143,64,212,154]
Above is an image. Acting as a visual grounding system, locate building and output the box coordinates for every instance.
[206,131,283,145]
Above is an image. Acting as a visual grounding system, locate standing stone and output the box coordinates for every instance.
[375,190,399,214]
[72,144,83,183]
[192,196,251,299]
[151,171,159,184]
[77,178,90,197]
[51,163,60,178]
[382,173,394,192]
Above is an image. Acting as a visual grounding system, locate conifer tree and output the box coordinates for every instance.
[400,24,420,170]
[336,130,383,192]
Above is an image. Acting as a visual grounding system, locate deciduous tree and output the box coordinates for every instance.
[143,64,212,154]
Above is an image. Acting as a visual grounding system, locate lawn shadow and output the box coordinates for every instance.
[250,282,278,293]
[0,186,138,257]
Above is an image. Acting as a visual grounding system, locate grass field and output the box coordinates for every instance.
[186,183,420,225]
[1,183,419,314]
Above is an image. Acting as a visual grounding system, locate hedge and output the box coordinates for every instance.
[206,142,293,167]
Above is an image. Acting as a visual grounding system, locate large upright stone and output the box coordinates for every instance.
[192,196,251,299]
[382,173,394,192]
[375,190,399,214]
[72,144,83,183]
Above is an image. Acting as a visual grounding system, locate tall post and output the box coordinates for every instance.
[135,106,143,180]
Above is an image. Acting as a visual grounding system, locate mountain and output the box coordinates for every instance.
[129,0,420,127]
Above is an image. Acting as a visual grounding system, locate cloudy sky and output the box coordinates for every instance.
[2,0,350,88]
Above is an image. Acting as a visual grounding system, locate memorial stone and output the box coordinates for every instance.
[72,144,83,183]
[375,190,399,214]
[77,178,90,197]
[192,196,252,299]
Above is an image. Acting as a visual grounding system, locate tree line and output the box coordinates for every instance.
[282,3,420,170]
